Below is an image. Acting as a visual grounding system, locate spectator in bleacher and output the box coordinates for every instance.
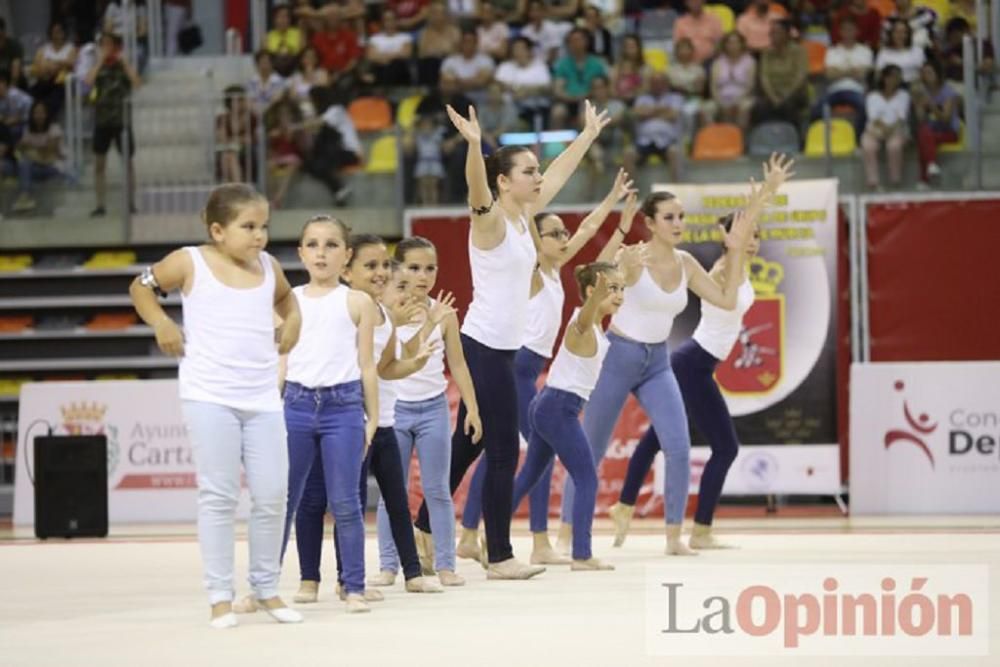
[881,0,938,52]
[414,73,473,201]
[942,17,995,96]
[9,100,66,213]
[289,46,329,117]
[295,0,366,35]
[786,0,830,43]
[586,0,625,36]
[266,5,305,78]
[481,0,527,24]
[28,21,77,118]
[522,0,573,63]
[861,64,909,190]
[543,0,581,21]
[388,0,431,30]
[478,81,520,151]
[266,99,306,209]
[163,0,191,58]
[668,37,712,139]
[736,0,784,52]
[625,72,683,181]
[950,0,981,34]
[440,30,496,103]
[102,0,148,73]
[551,28,607,128]
[304,86,362,205]
[311,13,362,96]
[810,16,872,137]
[215,84,256,185]
[673,0,724,65]
[365,9,414,87]
[477,4,511,62]
[0,18,25,87]
[752,19,809,130]
[875,19,925,84]
[830,0,883,51]
[86,32,140,217]
[418,1,463,86]
[249,50,288,115]
[610,34,648,105]
[495,36,553,128]
[406,113,447,204]
[709,31,756,131]
[582,6,614,63]
[448,0,481,23]
[913,60,959,188]
[583,73,628,188]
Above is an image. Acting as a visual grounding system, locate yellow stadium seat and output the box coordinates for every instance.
[396,95,423,129]
[0,377,30,396]
[83,250,137,269]
[705,4,736,32]
[915,0,951,22]
[939,122,965,153]
[0,254,32,272]
[804,119,856,156]
[644,47,669,73]
[365,135,398,174]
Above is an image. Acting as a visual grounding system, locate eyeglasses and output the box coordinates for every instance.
[540,229,570,240]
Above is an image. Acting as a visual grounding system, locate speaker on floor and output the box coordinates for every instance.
[33,435,109,539]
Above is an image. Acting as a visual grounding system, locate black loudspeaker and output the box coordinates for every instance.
[34,435,109,539]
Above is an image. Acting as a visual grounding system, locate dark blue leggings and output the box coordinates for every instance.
[619,339,739,525]
[295,427,423,583]
[462,346,552,533]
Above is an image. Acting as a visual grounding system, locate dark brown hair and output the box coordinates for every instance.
[641,191,679,219]
[202,183,267,230]
[347,233,385,266]
[573,261,618,301]
[298,214,351,245]
[485,145,534,197]
[394,236,436,262]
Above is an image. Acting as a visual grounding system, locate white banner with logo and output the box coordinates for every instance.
[14,380,251,526]
[850,362,1000,514]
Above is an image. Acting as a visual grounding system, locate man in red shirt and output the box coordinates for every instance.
[388,0,430,30]
[311,13,362,94]
[830,0,883,50]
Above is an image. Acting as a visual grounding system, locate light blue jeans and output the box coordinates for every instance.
[561,332,691,525]
[378,392,456,573]
[181,400,288,605]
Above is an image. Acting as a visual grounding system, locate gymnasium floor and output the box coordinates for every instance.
[1,517,997,667]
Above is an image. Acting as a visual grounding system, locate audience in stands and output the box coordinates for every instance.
[861,64,909,191]
[811,16,872,137]
[216,84,256,185]
[8,100,67,213]
[942,16,995,95]
[304,87,362,205]
[551,28,607,128]
[673,0,724,65]
[521,0,572,63]
[668,37,711,140]
[266,99,306,209]
[489,0,528,24]
[495,36,553,128]
[875,19,925,84]
[448,0,481,23]
[28,22,77,118]
[311,12,362,96]
[582,6,614,63]
[831,0,883,50]
[477,4,512,62]
[418,1,463,85]
[913,60,960,188]
[737,0,786,53]
[478,81,520,152]
[882,0,938,52]
[0,70,32,144]
[248,50,288,115]
[0,18,25,87]
[407,113,447,204]
[288,46,329,117]
[414,74,473,201]
[365,10,415,87]
[584,74,629,187]
[626,72,684,181]
[441,30,496,104]
[709,31,757,131]
[610,34,647,106]
[266,5,305,77]
[388,0,431,30]
[753,20,809,133]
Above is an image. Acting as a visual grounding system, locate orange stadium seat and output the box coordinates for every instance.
[692,123,744,159]
[348,97,393,132]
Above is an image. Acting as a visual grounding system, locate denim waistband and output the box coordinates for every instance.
[394,391,447,409]
[538,385,586,413]
[284,379,362,400]
[608,331,669,352]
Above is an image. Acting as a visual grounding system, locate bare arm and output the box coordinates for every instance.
[272,260,302,354]
[129,249,191,356]
[442,313,483,443]
[559,168,634,267]
[351,291,380,444]
[530,100,610,214]
[596,191,639,264]
[563,272,609,356]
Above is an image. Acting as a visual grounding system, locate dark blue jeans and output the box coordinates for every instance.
[297,426,424,583]
[810,89,867,138]
[462,346,552,533]
[281,380,366,594]
[514,387,598,560]
[619,339,739,525]
[414,334,520,563]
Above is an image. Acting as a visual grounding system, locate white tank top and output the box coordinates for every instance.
[178,246,280,411]
[693,277,755,360]
[285,284,361,388]
[373,303,398,428]
[393,299,447,402]
[521,269,565,358]
[461,215,538,350]
[610,262,688,344]
[546,310,611,401]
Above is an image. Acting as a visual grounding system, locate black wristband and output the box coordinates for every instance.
[470,199,494,216]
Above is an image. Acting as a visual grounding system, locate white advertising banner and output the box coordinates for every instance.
[14,380,251,526]
[850,362,1000,514]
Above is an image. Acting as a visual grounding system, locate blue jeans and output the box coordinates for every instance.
[16,160,63,195]
[514,387,598,560]
[620,339,740,525]
[281,380,366,595]
[181,400,288,604]
[463,346,552,533]
[563,332,691,525]
[810,89,867,138]
[378,392,455,573]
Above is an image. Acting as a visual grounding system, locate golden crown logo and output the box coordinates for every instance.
[749,257,784,296]
[60,401,108,423]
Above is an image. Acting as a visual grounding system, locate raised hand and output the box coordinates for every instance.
[582,99,611,139]
[610,167,636,202]
[446,104,481,145]
[762,153,795,192]
[390,296,426,327]
[412,338,440,366]
[590,270,610,302]
[723,209,753,251]
[429,291,457,325]
[615,241,648,273]
[620,191,639,234]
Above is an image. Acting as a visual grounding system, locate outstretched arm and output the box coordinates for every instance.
[448,105,502,236]
[530,100,610,214]
[558,168,635,267]
[596,191,639,264]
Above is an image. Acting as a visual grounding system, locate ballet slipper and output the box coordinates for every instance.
[486,557,546,580]
[231,594,258,614]
[456,527,481,560]
[570,557,615,571]
[555,522,573,555]
[209,601,237,629]
[608,502,635,548]
[336,584,384,602]
[293,580,319,604]
[665,524,699,556]
[405,576,444,593]
[344,593,371,614]
[415,528,436,576]
[438,569,466,587]
[689,522,738,550]
[478,534,489,570]
[256,596,304,623]
[367,570,397,587]
[530,532,571,565]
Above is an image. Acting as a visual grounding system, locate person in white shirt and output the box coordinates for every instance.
[249,50,288,114]
[365,9,414,86]
[875,19,925,84]
[810,16,873,136]
[861,64,910,190]
[495,36,553,127]
[521,0,573,63]
[477,4,511,61]
[440,30,496,104]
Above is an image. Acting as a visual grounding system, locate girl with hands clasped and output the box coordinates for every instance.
[457,168,637,566]
[373,237,480,588]
[512,263,627,571]
[128,184,303,629]
[411,100,609,580]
